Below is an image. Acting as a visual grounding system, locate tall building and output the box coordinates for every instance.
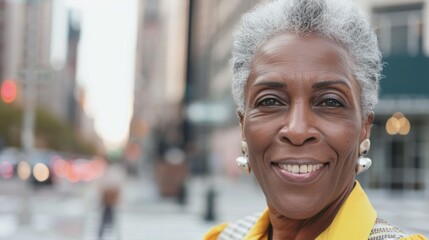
[2,0,26,93]
[184,0,264,176]
[132,0,265,177]
[130,0,259,174]
[2,0,52,106]
[0,0,98,152]
[131,0,189,170]
[2,0,69,120]
[0,0,6,82]
[63,12,80,126]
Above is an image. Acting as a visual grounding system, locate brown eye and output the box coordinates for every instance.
[257,98,282,107]
[320,98,343,107]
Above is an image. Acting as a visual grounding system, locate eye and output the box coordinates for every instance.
[319,98,344,107]
[257,98,283,107]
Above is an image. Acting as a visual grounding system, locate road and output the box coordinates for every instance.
[0,175,427,240]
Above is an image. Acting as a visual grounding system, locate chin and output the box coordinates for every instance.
[283,207,320,220]
[277,206,321,220]
[268,195,325,220]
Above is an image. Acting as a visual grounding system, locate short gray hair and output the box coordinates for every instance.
[232,0,382,118]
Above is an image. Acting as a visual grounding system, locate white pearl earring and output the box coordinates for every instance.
[235,140,250,174]
[356,139,372,174]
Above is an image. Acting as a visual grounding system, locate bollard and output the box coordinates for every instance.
[177,182,187,206]
[204,186,216,221]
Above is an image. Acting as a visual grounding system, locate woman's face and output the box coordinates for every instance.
[240,33,373,219]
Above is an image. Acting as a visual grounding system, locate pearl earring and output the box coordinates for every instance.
[236,140,251,174]
[356,139,372,175]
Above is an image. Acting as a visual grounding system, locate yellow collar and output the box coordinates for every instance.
[243,181,377,240]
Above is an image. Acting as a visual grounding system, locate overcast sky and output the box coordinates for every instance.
[58,0,138,149]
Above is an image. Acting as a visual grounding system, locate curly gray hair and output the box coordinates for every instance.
[232,0,382,118]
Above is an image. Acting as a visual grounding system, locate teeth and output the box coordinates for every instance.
[291,165,300,174]
[278,163,324,174]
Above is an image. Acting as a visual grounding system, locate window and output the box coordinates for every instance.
[373,4,423,56]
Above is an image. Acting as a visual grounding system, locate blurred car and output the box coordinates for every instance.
[26,149,58,186]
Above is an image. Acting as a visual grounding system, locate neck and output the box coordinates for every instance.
[269,182,355,240]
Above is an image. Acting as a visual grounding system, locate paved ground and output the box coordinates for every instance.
[367,188,429,236]
[0,175,428,239]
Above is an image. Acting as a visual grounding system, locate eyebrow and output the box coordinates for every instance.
[312,80,351,89]
[252,81,287,89]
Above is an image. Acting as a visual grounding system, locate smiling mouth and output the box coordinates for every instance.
[272,162,328,184]
[275,163,324,174]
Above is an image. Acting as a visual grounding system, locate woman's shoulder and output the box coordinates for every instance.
[401,235,428,240]
[203,215,427,240]
[369,218,427,240]
[203,223,228,240]
[203,213,262,240]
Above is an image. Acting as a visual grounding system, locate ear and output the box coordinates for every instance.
[361,112,374,141]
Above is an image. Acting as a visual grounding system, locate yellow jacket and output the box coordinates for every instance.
[204,182,427,240]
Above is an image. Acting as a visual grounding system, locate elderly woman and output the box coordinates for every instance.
[204,0,427,239]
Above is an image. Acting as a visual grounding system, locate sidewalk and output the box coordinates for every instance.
[0,179,88,240]
[105,176,266,240]
[367,188,429,235]
[113,175,429,239]
[1,176,427,239]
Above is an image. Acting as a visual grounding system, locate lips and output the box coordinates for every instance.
[271,160,328,184]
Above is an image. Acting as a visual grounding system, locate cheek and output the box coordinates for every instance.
[243,116,278,164]
[324,120,361,167]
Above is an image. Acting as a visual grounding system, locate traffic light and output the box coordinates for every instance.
[1,80,17,104]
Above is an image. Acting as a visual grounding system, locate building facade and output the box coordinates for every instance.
[0,0,98,151]
[131,0,189,176]
[0,0,6,82]
[184,0,264,176]
[354,0,429,194]
[2,0,73,122]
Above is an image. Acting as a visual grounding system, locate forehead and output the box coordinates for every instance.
[250,33,355,80]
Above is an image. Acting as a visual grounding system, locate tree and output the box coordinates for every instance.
[0,102,96,155]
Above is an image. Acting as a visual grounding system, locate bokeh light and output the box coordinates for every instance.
[17,161,31,180]
[0,161,14,179]
[66,164,80,183]
[385,112,411,136]
[52,157,69,178]
[33,163,50,182]
[0,80,17,104]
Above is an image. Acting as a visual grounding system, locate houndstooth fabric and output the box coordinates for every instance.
[218,213,408,240]
[218,213,260,240]
[368,218,407,240]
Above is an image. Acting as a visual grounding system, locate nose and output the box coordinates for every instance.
[278,103,320,146]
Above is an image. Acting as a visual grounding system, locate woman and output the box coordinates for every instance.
[205,0,427,239]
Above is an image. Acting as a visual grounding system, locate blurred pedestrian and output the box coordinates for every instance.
[98,158,126,240]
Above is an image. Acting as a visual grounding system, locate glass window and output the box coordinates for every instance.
[373,5,423,56]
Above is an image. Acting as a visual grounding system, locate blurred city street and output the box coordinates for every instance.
[0,0,429,239]
[0,174,428,240]
[0,175,265,240]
